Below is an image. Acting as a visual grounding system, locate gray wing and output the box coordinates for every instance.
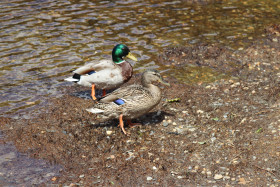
[73,60,116,75]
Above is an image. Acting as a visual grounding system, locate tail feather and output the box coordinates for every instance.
[64,73,81,82]
[86,108,104,114]
[64,77,79,82]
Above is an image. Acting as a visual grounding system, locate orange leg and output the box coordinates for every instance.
[127,120,141,128]
[91,84,97,100]
[118,114,127,135]
[102,89,106,97]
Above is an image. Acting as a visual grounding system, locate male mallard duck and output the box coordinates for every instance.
[86,69,170,134]
[65,44,137,100]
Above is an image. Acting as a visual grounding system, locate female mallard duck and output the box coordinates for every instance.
[65,44,137,100]
[86,69,170,134]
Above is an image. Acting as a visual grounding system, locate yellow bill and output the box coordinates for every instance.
[126,52,138,61]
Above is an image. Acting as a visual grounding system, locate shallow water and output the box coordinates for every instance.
[0,131,62,186]
[1,0,280,116]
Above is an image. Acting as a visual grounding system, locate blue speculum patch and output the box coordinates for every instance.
[114,99,125,105]
[88,70,96,75]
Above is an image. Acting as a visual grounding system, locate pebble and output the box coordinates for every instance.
[125,151,135,161]
[197,109,204,114]
[162,121,169,127]
[224,176,230,180]
[211,137,216,142]
[230,82,240,88]
[110,155,115,159]
[214,174,223,180]
[208,180,216,183]
[175,128,184,134]
[106,130,113,135]
[169,107,178,112]
[140,147,147,150]
[147,176,153,181]
[188,128,196,132]
[266,167,271,171]
[224,88,229,93]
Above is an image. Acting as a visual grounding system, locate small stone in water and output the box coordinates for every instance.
[147,176,153,181]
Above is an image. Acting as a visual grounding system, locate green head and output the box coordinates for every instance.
[112,44,137,64]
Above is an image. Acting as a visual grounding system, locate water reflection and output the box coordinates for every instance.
[1,0,280,116]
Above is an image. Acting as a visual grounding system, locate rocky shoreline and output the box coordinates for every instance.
[0,25,280,186]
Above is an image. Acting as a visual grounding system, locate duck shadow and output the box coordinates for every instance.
[70,89,114,100]
[91,111,174,129]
